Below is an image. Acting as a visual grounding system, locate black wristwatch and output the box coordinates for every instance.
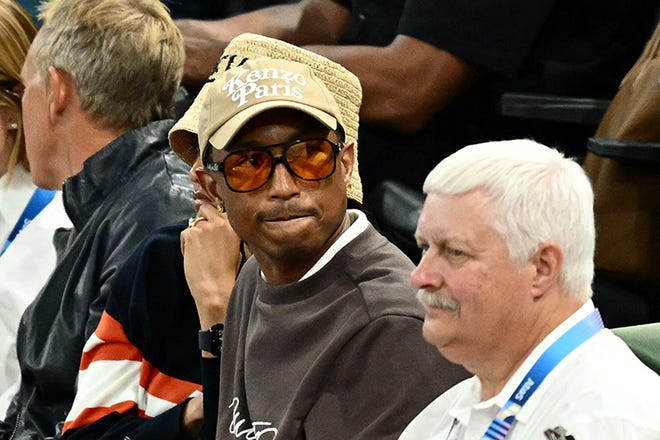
[198,323,224,356]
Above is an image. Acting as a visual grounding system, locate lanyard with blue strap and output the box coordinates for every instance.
[1,188,56,257]
[481,308,604,440]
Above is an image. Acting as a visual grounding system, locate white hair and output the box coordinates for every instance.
[423,139,594,299]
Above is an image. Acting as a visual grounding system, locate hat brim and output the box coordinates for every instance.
[169,129,198,166]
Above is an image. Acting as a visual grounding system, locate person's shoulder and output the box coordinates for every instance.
[115,221,188,272]
[553,329,660,415]
[580,329,660,381]
[232,257,261,291]
[142,222,189,246]
[103,122,193,223]
[141,143,191,190]
[106,222,187,286]
[125,119,190,181]
[549,331,660,436]
[341,220,416,272]
[103,221,192,335]
[337,220,421,316]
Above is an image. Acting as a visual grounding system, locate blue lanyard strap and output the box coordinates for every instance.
[482,308,604,440]
[1,188,56,257]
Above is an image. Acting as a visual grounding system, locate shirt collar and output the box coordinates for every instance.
[62,119,174,230]
[299,209,368,280]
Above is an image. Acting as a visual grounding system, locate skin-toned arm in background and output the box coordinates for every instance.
[306,36,479,133]
[176,0,479,134]
[176,0,349,88]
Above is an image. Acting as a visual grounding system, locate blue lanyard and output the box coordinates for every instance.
[1,188,56,257]
[482,308,604,440]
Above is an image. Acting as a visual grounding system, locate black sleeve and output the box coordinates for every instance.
[61,403,187,440]
[199,357,221,440]
[61,223,203,440]
[398,0,557,77]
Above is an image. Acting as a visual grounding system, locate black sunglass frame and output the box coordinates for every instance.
[205,137,343,193]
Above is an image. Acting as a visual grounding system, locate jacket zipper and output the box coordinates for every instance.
[8,403,20,440]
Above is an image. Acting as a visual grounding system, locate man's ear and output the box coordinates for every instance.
[197,169,222,201]
[530,243,563,299]
[339,140,355,185]
[47,66,73,122]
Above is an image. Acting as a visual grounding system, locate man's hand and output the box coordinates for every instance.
[181,203,242,334]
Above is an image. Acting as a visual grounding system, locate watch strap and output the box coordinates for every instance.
[198,323,224,356]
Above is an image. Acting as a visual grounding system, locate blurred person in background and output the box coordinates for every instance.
[0,0,193,438]
[175,0,658,201]
[0,0,71,417]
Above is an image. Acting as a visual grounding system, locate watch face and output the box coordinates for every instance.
[211,325,223,342]
[210,323,225,332]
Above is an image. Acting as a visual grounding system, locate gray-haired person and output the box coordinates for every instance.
[400,139,660,439]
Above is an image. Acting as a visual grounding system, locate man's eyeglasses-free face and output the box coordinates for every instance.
[205,138,343,193]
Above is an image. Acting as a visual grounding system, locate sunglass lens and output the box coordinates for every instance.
[224,150,272,191]
[288,140,335,180]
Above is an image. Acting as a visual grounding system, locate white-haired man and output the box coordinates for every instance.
[400,139,660,439]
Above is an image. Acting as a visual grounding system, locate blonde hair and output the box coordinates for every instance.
[0,0,36,182]
[33,0,184,131]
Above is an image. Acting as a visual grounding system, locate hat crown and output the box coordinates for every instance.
[220,59,333,108]
[198,57,343,152]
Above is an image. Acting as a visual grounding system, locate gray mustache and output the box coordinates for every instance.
[416,290,461,318]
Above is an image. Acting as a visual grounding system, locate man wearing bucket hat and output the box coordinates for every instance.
[59,33,362,440]
[181,33,468,439]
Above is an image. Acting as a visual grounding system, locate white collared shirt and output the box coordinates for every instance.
[399,301,660,439]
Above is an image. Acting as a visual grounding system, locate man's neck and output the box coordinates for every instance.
[51,90,127,188]
[65,126,124,178]
[477,295,586,401]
